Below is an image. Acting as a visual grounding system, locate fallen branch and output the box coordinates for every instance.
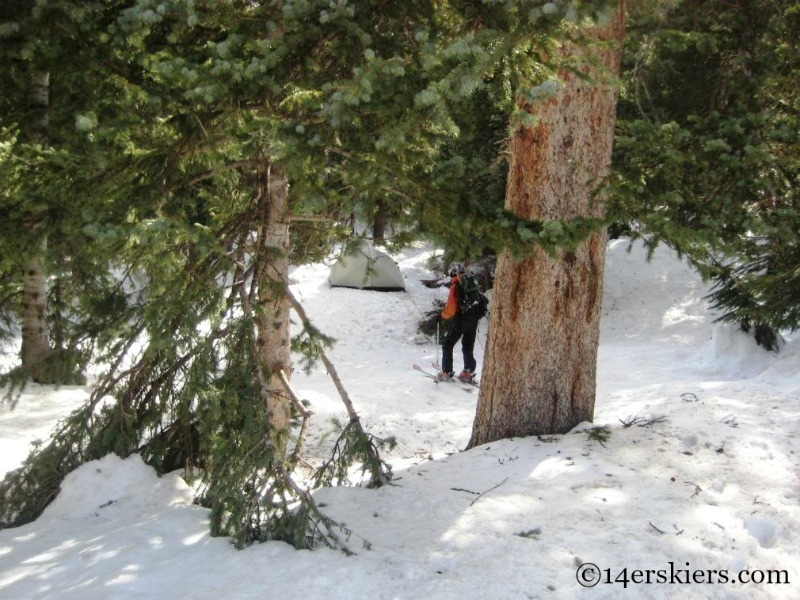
[277,466,360,555]
[277,368,315,465]
[684,481,702,497]
[470,477,509,507]
[649,521,684,536]
[649,522,666,535]
[619,415,669,428]
[450,487,480,495]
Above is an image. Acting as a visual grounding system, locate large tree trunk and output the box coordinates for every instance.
[21,72,52,380]
[256,163,292,453]
[468,5,625,448]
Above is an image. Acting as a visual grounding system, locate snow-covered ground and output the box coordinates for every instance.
[1,239,798,599]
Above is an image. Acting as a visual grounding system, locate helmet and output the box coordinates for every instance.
[448,262,465,277]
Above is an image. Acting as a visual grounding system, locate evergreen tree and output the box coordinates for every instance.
[0,1,138,386]
[0,0,432,549]
[1,0,626,549]
[609,0,800,349]
[416,1,618,263]
[1,1,56,384]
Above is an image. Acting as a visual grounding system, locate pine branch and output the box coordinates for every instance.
[277,466,359,556]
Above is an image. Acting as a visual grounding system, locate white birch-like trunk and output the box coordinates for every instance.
[21,239,51,374]
[256,163,292,451]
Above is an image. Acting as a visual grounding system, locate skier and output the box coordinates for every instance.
[437,263,488,383]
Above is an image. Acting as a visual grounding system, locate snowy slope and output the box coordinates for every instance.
[1,239,798,600]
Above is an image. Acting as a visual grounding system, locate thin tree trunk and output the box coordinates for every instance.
[27,71,50,144]
[468,4,626,447]
[21,239,51,376]
[256,163,292,452]
[21,72,52,379]
[372,199,387,242]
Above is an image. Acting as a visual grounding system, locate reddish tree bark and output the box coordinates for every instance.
[468,4,626,447]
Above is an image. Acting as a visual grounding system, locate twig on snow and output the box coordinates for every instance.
[650,521,684,536]
[684,481,702,497]
[649,522,666,534]
[450,487,480,495]
[470,477,509,507]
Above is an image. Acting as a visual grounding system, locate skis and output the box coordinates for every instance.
[431,362,479,387]
[413,363,439,380]
[412,364,479,387]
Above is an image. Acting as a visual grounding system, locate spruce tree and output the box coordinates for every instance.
[1,0,626,549]
[0,0,425,549]
[0,0,118,386]
[609,0,800,349]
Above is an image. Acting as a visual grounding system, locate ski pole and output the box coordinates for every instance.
[436,319,440,367]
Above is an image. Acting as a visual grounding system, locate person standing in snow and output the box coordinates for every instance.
[438,263,488,383]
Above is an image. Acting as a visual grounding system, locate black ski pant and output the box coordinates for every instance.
[441,312,481,375]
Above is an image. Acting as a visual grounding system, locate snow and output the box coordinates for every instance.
[1,239,799,599]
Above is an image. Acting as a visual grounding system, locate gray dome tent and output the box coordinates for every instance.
[329,242,405,291]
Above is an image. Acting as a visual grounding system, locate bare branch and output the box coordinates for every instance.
[277,368,315,465]
[649,522,666,535]
[684,481,702,497]
[286,287,360,423]
[470,477,510,507]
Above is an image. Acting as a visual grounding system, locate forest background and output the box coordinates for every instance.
[0,0,798,551]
